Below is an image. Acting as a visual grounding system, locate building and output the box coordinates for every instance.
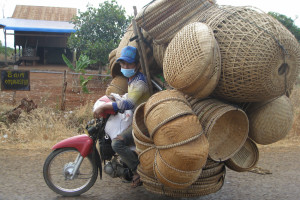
[0,5,77,66]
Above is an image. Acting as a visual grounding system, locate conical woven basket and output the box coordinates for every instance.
[189,98,249,161]
[136,0,216,44]
[246,95,294,145]
[105,76,128,96]
[225,138,259,172]
[195,5,300,102]
[163,22,221,99]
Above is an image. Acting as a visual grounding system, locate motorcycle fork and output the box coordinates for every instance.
[70,154,84,180]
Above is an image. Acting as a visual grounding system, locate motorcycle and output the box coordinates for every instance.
[43,107,135,197]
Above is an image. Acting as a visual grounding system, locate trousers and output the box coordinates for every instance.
[111,125,139,171]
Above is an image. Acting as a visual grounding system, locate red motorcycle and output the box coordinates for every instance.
[43,98,134,197]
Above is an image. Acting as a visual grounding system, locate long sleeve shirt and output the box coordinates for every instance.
[112,72,150,113]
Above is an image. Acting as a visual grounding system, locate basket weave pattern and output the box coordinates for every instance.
[163,22,221,99]
[195,5,300,102]
[246,95,294,145]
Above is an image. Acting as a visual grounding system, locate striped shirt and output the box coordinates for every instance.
[112,72,150,112]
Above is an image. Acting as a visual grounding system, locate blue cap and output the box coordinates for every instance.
[116,46,137,63]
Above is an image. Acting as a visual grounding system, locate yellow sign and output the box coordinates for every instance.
[0,70,30,91]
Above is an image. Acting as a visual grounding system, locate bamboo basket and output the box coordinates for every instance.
[136,0,216,44]
[137,159,225,198]
[144,90,193,139]
[154,131,209,189]
[105,76,128,96]
[246,95,294,145]
[132,102,154,153]
[195,5,300,102]
[163,22,221,99]
[189,98,249,161]
[138,146,156,179]
[225,138,259,172]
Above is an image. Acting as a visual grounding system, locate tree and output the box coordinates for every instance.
[68,0,132,70]
[268,12,300,42]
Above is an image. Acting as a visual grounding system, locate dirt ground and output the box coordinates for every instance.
[0,65,300,200]
[0,65,109,110]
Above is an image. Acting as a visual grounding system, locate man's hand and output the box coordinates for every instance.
[93,102,114,118]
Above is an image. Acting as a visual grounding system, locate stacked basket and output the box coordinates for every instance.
[105,0,299,198]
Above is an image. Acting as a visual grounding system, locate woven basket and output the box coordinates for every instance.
[225,138,259,172]
[163,22,221,99]
[138,164,225,198]
[246,95,294,145]
[154,135,209,189]
[132,102,154,153]
[105,76,128,96]
[144,90,193,139]
[153,42,167,68]
[108,48,117,61]
[189,98,249,161]
[138,146,156,178]
[194,5,300,102]
[136,0,216,44]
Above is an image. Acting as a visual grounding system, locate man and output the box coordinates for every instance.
[94,46,150,187]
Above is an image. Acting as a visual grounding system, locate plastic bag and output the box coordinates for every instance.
[104,93,133,140]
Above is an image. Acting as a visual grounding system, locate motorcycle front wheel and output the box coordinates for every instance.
[43,147,98,196]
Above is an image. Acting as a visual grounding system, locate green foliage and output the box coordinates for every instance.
[268,12,300,42]
[68,0,132,66]
[62,54,96,93]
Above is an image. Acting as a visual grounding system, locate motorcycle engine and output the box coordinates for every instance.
[103,157,133,181]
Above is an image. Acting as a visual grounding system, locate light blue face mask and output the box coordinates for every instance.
[121,68,135,78]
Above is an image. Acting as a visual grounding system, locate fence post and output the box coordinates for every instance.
[61,70,67,110]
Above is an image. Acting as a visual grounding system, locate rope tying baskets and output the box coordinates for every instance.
[105,76,128,96]
[195,5,300,102]
[189,97,249,161]
[246,95,294,145]
[136,0,216,44]
[163,22,221,99]
[225,138,259,172]
[138,159,225,198]
[143,90,209,189]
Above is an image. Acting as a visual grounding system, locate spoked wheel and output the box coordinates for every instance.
[43,148,98,196]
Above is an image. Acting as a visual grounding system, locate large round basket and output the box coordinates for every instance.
[144,90,194,140]
[163,22,221,99]
[138,147,156,179]
[195,5,300,102]
[246,95,294,145]
[132,102,154,153]
[136,0,216,44]
[153,122,209,189]
[225,138,259,172]
[189,98,249,161]
[105,76,128,96]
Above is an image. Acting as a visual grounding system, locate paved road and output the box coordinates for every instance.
[0,145,299,200]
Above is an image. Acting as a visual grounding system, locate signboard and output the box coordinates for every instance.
[0,70,30,91]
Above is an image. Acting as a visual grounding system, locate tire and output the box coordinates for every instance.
[43,147,98,196]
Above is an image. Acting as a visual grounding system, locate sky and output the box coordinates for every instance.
[1,0,299,48]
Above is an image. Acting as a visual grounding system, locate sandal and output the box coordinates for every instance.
[131,174,143,188]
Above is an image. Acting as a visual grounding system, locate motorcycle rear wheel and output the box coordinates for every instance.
[43,147,98,196]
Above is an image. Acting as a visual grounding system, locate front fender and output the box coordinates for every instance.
[52,134,93,157]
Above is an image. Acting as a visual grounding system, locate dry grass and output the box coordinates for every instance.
[0,103,94,150]
[1,83,300,150]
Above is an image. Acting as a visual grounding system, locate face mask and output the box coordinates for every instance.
[121,68,135,78]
